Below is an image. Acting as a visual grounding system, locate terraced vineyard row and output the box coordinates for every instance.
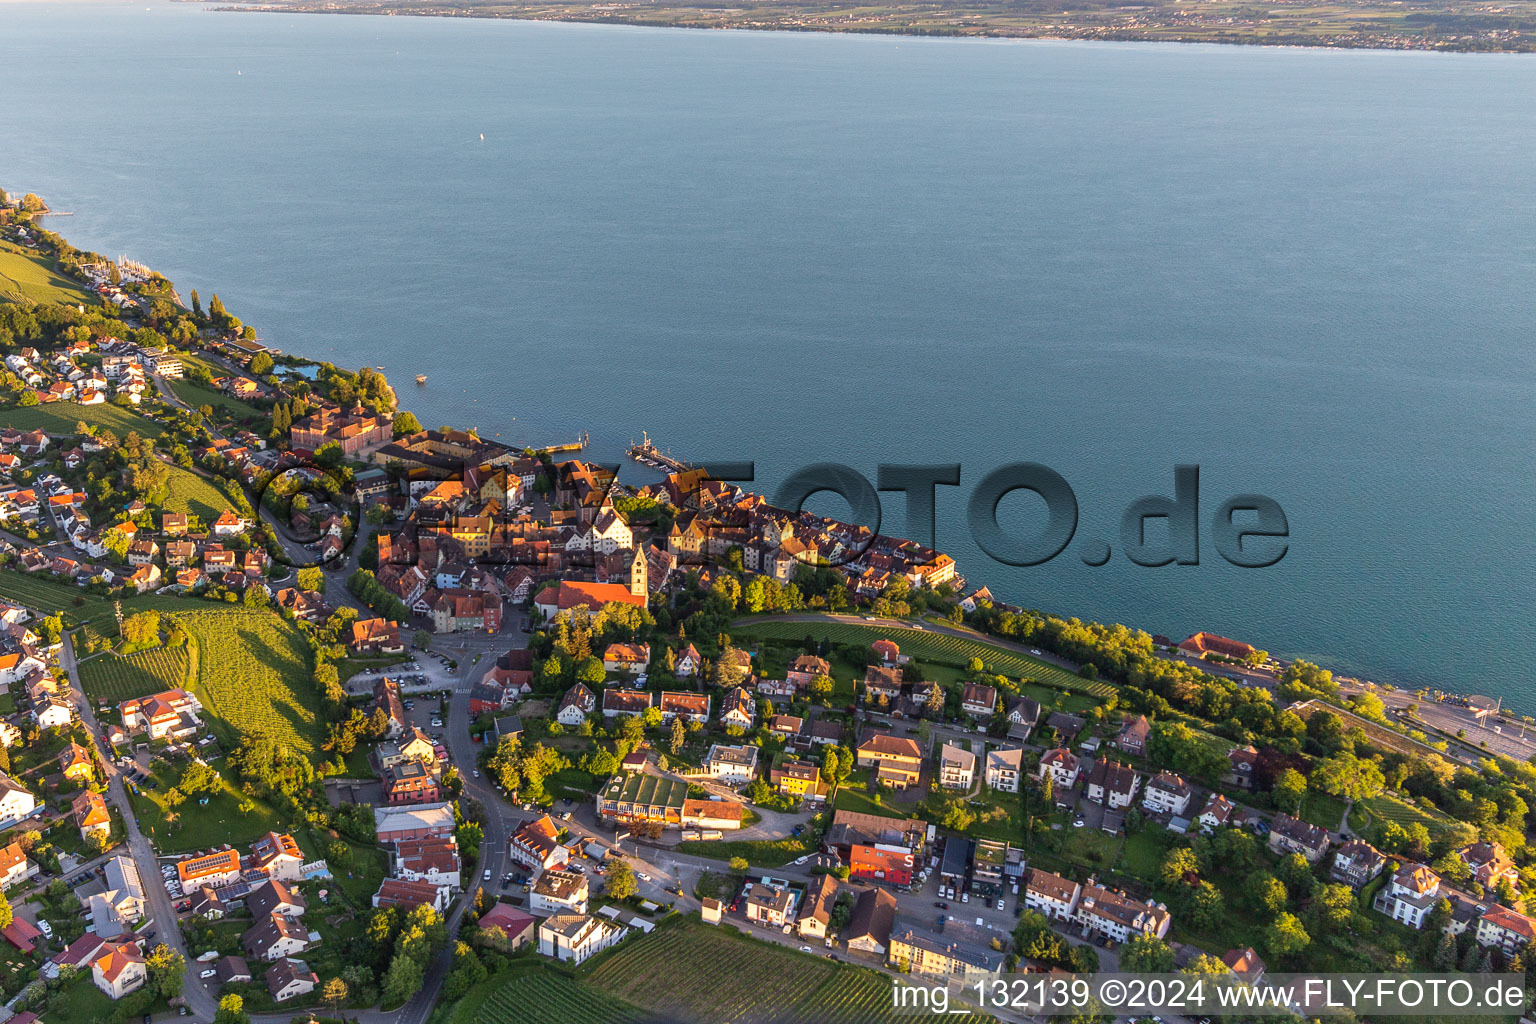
[587,922,838,1023]
[739,617,1110,696]
[78,645,191,701]
[476,970,637,1024]
[800,970,992,1024]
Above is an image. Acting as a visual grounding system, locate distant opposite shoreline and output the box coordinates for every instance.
[203,0,1536,54]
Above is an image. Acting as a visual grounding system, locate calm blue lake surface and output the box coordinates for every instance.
[4,2,1535,697]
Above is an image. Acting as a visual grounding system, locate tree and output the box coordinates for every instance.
[146,943,186,998]
[641,706,663,728]
[1265,912,1311,957]
[1311,883,1355,933]
[213,994,250,1024]
[296,566,325,591]
[728,856,749,873]
[1311,751,1386,801]
[413,629,433,650]
[809,674,834,703]
[393,411,423,437]
[1160,846,1200,887]
[180,760,220,795]
[1189,882,1224,930]
[670,716,686,755]
[1120,935,1175,973]
[249,352,274,376]
[0,900,12,931]
[1247,872,1288,915]
[120,610,161,647]
[323,977,349,1018]
[1273,768,1308,813]
[605,859,638,900]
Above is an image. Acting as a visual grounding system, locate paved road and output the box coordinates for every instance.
[59,630,220,1021]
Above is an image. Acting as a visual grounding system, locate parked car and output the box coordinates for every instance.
[200,968,218,979]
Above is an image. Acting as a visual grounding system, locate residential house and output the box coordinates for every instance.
[1225,745,1259,790]
[555,683,596,726]
[681,799,745,831]
[0,773,37,828]
[0,841,38,889]
[73,790,112,842]
[888,922,1005,980]
[1373,863,1447,929]
[862,666,902,707]
[1331,840,1388,889]
[382,760,441,805]
[844,888,898,955]
[1268,813,1331,863]
[1178,632,1256,661]
[854,731,923,790]
[477,904,537,951]
[58,741,95,783]
[960,683,997,718]
[1084,760,1140,810]
[658,691,710,724]
[602,643,650,674]
[530,869,589,915]
[1140,771,1193,816]
[1475,906,1536,955]
[393,837,462,891]
[509,815,569,872]
[265,957,318,1003]
[247,879,306,920]
[120,688,203,740]
[372,878,450,913]
[718,686,756,730]
[248,832,304,882]
[1005,697,1040,739]
[938,743,976,791]
[1460,842,1519,891]
[243,913,311,961]
[984,747,1024,794]
[90,941,146,1000]
[1074,879,1172,942]
[1223,947,1267,978]
[533,581,645,623]
[537,914,624,964]
[770,758,828,803]
[601,689,652,718]
[786,654,830,688]
[674,643,702,678]
[351,618,404,655]
[745,884,795,929]
[1197,794,1234,833]
[703,743,759,785]
[798,874,839,940]
[190,886,225,920]
[1037,748,1082,791]
[1117,715,1151,756]
[1025,869,1081,922]
[371,678,409,739]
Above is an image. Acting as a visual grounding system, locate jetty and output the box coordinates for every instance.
[627,431,692,473]
[534,430,589,456]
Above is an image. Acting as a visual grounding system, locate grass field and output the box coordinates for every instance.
[78,644,192,700]
[0,397,167,438]
[171,377,264,423]
[0,238,94,306]
[163,465,238,520]
[0,569,207,626]
[583,917,994,1024]
[735,616,1110,696]
[176,608,323,756]
[129,760,283,851]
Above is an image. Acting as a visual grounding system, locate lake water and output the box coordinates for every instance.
[4,2,1535,698]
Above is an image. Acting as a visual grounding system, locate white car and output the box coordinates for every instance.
[483,870,491,881]
[997,898,1006,910]
[200,968,218,979]
[473,769,480,777]
[961,892,969,903]
[431,718,444,727]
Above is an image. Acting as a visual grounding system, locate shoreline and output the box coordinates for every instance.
[196,0,1536,55]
